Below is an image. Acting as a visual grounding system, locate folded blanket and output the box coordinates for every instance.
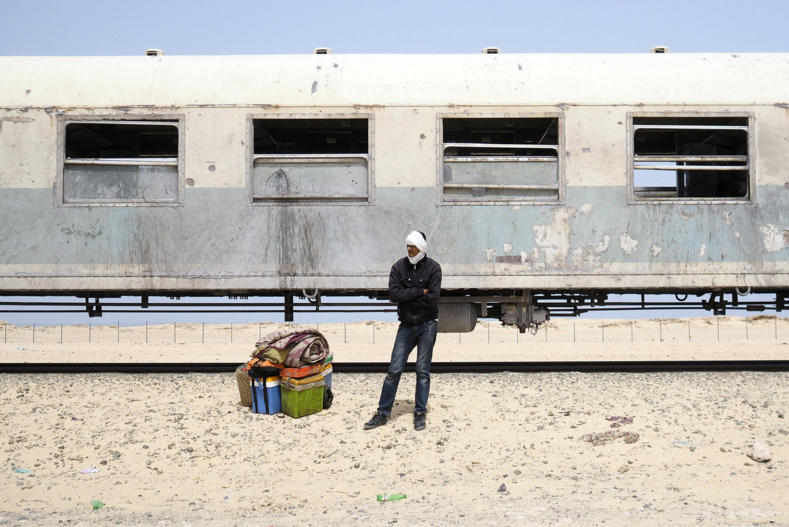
[250,326,330,368]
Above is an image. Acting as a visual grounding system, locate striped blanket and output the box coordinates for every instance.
[250,326,330,368]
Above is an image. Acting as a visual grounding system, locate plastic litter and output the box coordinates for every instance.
[91,499,104,510]
[80,466,100,474]
[13,468,29,474]
[606,416,633,428]
[377,493,407,502]
[579,431,640,446]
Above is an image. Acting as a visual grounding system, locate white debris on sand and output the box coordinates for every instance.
[748,441,772,462]
[0,371,787,525]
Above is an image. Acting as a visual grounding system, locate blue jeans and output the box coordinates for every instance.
[376,320,437,416]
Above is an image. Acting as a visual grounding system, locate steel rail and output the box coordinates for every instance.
[1,361,788,375]
[0,309,397,314]
[0,301,393,307]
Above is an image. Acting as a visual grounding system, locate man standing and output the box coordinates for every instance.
[364,231,442,431]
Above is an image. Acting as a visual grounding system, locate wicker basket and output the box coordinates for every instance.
[236,364,252,407]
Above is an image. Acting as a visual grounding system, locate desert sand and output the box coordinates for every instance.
[0,316,788,526]
[1,315,789,363]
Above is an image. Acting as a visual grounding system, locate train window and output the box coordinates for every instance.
[63,120,180,204]
[632,116,749,200]
[251,118,370,204]
[441,117,560,203]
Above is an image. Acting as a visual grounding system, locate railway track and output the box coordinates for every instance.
[1,361,788,374]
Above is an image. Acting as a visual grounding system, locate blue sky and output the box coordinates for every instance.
[0,0,786,326]
[2,0,788,56]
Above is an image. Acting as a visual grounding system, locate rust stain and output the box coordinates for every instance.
[1,116,34,123]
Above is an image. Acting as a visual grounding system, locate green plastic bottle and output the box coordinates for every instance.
[376,493,407,502]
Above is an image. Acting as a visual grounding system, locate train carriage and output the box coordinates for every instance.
[1,49,788,331]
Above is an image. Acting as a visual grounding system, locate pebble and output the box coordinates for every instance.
[497,484,507,493]
[747,442,772,462]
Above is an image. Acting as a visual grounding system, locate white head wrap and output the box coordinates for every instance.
[406,231,428,265]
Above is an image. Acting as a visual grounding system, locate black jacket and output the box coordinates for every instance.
[388,256,442,324]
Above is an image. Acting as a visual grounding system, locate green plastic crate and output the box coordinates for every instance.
[281,377,325,418]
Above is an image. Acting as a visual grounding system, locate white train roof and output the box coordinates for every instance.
[1,53,788,108]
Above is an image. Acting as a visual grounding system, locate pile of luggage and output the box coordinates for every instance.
[235,326,333,418]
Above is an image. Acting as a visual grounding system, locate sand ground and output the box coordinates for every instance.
[1,315,789,363]
[0,317,788,526]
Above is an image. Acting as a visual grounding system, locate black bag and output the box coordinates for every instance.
[247,366,282,378]
[323,388,334,409]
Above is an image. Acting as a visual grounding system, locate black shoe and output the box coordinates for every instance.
[364,412,388,430]
[414,413,426,431]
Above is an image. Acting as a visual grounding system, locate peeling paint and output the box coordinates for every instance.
[735,230,741,239]
[503,243,513,254]
[651,244,663,257]
[533,207,576,267]
[1,116,34,123]
[0,116,34,134]
[571,234,610,267]
[760,224,788,252]
[677,209,695,220]
[485,248,497,261]
[699,244,707,258]
[723,211,733,226]
[519,251,530,264]
[495,255,521,264]
[511,206,520,211]
[619,233,638,255]
[310,81,318,94]
[579,203,593,216]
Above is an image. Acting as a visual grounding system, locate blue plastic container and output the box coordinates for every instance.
[321,363,333,389]
[251,375,282,415]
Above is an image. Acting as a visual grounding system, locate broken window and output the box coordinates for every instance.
[63,121,180,204]
[632,116,749,200]
[251,118,369,203]
[441,117,560,203]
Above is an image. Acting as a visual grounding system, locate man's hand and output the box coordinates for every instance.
[423,289,428,294]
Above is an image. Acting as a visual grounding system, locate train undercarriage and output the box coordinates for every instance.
[0,289,786,334]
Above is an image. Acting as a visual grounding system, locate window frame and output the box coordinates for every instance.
[626,111,756,205]
[57,114,185,207]
[436,112,565,206]
[246,113,375,206]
